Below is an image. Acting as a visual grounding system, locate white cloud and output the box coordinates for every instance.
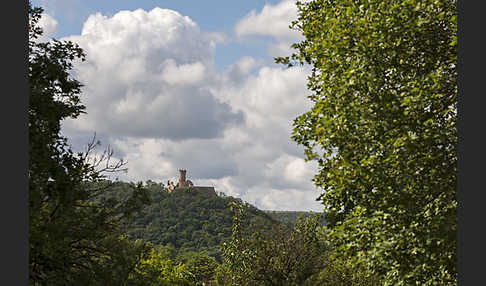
[61,6,322,211]
[161,60,206,85]
[213,65,312,131]
[92,63,320,211]
[234,0,303,58]
[267,41,298,59]
[234,56,260,75]
[61,8,243,141]
[265,154,316,188]
[235,0,300,40]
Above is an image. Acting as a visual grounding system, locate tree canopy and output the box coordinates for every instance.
[92,180,278,262]
[216,202,378,286]
[277,0,457,284]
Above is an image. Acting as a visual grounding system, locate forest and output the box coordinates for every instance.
[92,180,280,262]
[29,0,457,285]
[264,210,327,226]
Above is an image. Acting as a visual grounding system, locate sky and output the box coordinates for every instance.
[32,0,323,211]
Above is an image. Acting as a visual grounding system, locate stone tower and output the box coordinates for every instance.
[178,169,186,185]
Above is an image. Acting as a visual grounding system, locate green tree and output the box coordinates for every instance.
[178,252,219,285]
[218,202,327,286]
[130,246,192,286]
[29,4,150,285]
[314,246,380,286]
[216,203,253,286]
[277,0,457,285]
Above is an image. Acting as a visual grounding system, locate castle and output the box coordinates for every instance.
[167,169,216,196]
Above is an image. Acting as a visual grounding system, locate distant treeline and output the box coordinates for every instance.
[264,210,327,226]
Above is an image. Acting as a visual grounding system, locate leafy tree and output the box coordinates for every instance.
[178,252,219,286]
[218,202,327,286]
[29,4,150,284]
[216,203,253,286]
[277,0,457,284]
[130,246,192,286]
[315,248,380,286]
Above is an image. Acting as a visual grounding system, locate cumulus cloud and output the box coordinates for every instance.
[249,188,320,211]
[172,64,318,208]
[61,8,244,141]
[212,65,313,134]
[95,62,321,211]
[161,60,206,85]
[265,154,316,188]
[113,137,239,182]
[235,0,299,40]
[234,0,303,57]
[61,5,322,211]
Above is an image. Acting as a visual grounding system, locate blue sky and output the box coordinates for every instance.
[32,0,323,212]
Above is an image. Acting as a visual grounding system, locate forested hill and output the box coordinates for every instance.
[264,210,327,226]
[93,180,279,260]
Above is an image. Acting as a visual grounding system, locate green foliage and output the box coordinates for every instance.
[29,3,152,285]
[98,181,278,261]
[179,252,219,286]
[129,246,193,286]
[314,247,380,286]
[264,210,327,226]
[218,202,328,286]
[217,202,254,286]
[277,0,457,284]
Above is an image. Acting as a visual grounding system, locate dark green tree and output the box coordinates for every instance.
[277,0,457,284]
[29,4,150,285]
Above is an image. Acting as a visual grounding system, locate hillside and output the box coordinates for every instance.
[94,180,279,260]
[264,210,328,226]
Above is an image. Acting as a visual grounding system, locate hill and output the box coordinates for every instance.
[93,180,279,261]
[264,210,328,226]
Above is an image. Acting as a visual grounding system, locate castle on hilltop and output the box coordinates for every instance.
[167,169,216,196]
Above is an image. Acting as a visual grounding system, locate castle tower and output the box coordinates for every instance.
[178,169,186,185]
[170,169,213,195]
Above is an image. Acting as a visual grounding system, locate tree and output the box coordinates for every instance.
[130,246,192,286]
[218,202,327,286]
[277,0,457,284]
[29,4,150,284]
[178,251,219,285]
